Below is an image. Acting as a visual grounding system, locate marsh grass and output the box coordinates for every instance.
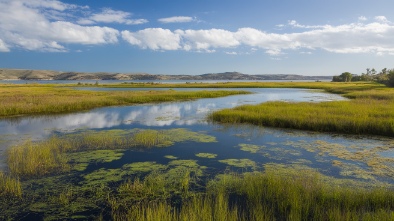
[7,128,215,178]
[0,84,249,117]
[110,169,394,220]
[7,139,70,177]
[0,172,22,198]
[210,82,394,137]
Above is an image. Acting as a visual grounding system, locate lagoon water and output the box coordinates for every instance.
[1,88,393,185]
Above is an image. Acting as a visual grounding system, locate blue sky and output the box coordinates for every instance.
[0,0,393,76]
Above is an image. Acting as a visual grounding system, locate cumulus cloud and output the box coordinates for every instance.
[158,16,194,23]
[0,39,10,52]
[78,8,148,25]
[122,18,394,56]
[177,29,239,50]
[121,28,181,50]
[375,16,390,23]
[0,0,120,52]
[358,16,367,21]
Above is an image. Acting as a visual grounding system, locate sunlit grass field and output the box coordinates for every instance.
[0,84,249,117]
[209,81,394,137]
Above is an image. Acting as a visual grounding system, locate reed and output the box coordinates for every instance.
[0,172,22,198]
[0,84,249,117]
[112,170,394,220]
[6,139,70,177]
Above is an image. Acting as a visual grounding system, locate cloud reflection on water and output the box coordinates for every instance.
[0,88,346,146]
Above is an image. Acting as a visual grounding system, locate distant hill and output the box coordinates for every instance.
[0,69,332,81]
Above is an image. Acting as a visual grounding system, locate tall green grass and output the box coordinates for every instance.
[111,170,394,220]
[210,82,394,137]
[7,139,70,177]
[0,84,249,117]
[0,172,22,198]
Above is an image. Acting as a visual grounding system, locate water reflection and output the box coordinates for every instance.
[0,88,345,142]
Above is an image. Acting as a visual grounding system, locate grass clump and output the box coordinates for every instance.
[0,172,22,198]
[7,139,70,177]
[0,84,249,117]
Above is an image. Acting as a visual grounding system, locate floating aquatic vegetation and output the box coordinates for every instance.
[280,139,394,180]
[164,155,178,159]
[292,159,312,165]
[68,150,125,171]
[168,160,201,168]
[332,160,376,181]
[122,162,167,174]
[238,144,265,153]
[195,153,217,158]
[263,163,391,188]
[219,159,257,168]
[82,168,125,186]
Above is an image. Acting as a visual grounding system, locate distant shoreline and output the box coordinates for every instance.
[0,68,332,81]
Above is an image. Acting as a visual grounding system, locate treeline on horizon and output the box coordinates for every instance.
[332,68,394,86]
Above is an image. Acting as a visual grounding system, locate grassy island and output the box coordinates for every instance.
[0,84,249,117]
[208,81,394,137]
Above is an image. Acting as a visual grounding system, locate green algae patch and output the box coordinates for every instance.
[82,168,125,186]
[332,160,376,181]
[164,155,178,159]
[122,162,167,174]
[195,153,217,158]
[219,159,257,168]
[281,139,394,180]
[68,150,125,172]
[163,128,217,145]
[168,159,200,168]
[239,143,265,153]
[263,163,392,188]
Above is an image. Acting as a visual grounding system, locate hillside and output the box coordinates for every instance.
[0,69,332,81]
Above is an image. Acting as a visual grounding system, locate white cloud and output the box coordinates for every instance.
[225,51,237,55]
[375,16,390,23]
[121,28,181,50]
[177,29,239,50]
[79,8,148,25]
[0,39,10,52]
[0,0,119,52]
[287,20,327,29]
[158,16,194,23]
[122,19,394,56]
[358,16,367,21]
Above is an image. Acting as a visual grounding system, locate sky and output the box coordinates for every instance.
[0,0,394,76]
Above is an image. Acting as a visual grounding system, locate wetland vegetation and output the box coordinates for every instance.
[210,81,394,137]
[2,81,394,220]
[0,84,249,117]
